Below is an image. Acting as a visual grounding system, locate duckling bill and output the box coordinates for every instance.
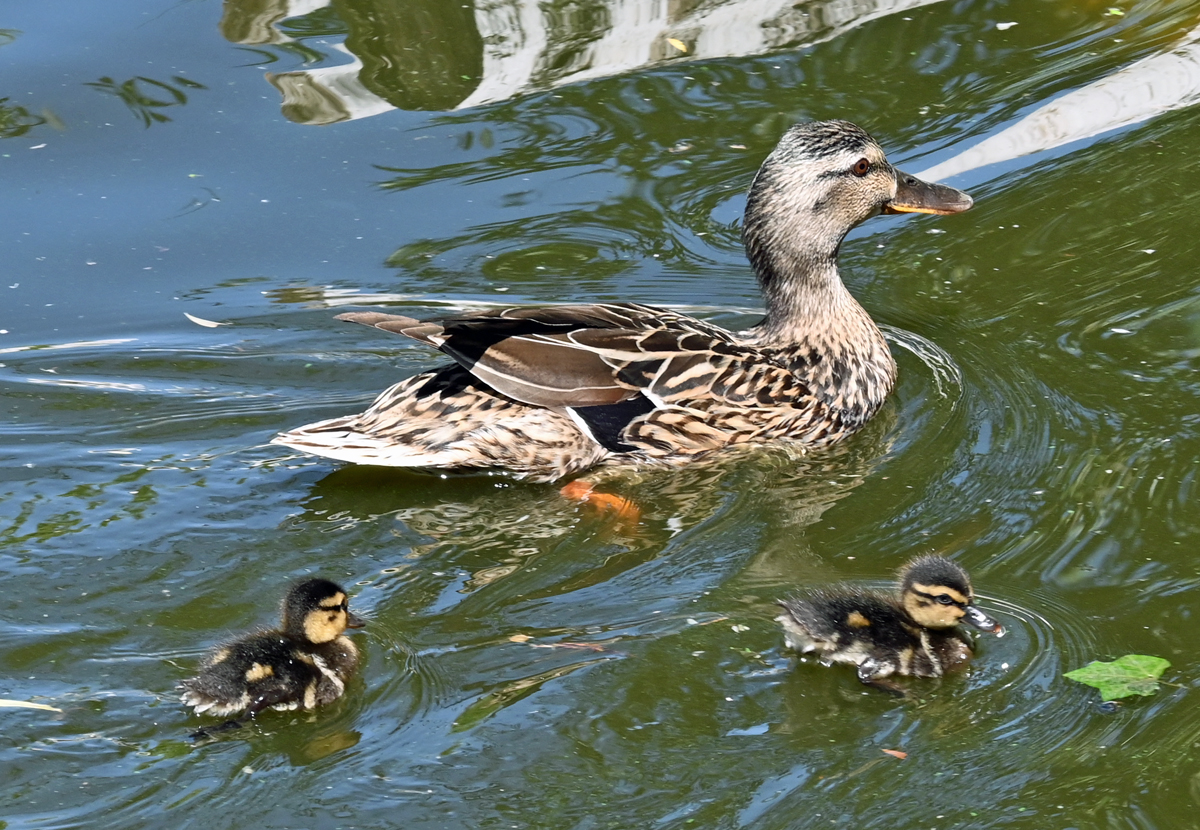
[180,578,364,733]
[777,556,1001,694]
[273,120,973,481]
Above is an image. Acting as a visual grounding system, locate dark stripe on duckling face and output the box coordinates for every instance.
[912,583,969,605]
[304,592,352,644]
[904,582,971,629]
[904,582,1003,633]
[314,592,366,629]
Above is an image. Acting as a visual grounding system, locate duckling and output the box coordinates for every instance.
[272,120,973,482]
[777,555,1002,694]
[180,578,365,730]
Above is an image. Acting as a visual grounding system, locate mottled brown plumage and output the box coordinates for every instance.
[274,121,973,481]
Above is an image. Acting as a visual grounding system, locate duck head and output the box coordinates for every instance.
[898,555,1002,634]
[282,578,366,645]
[742,120,972,303]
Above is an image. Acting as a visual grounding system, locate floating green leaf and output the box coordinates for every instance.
[1064,655,1170,701]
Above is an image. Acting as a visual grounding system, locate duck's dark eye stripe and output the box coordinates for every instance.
[912,589,963,607]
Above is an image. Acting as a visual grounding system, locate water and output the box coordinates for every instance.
[4,0,1200,827]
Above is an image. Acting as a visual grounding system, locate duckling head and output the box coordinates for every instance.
[898,555,1002,634]
[281,578,366,645]
[742,120,972,321]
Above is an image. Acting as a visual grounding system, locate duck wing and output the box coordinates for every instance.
[335,303,779,410]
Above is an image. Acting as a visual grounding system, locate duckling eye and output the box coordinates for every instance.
[851,158,871,177]
[935,595,956,605]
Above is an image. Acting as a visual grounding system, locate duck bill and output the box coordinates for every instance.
[347,611,367,629]
[962,604,1003,635]
[884,170,973,216]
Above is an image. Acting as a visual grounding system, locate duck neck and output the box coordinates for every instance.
[752,247,845,339]
[746,248,897,423]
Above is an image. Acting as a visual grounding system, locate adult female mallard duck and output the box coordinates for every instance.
[273,120,972,481]
[777,555,1002,694]
[181,578,365,731]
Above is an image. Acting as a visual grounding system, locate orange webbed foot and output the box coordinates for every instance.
[559,480,642,527]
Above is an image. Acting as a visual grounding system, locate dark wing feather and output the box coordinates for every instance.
[451,330,636,407]
[336,304,795,410]
[782,592,915,650]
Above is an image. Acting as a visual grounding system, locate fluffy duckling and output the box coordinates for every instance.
[181,578,365,728]
[777,556,1002,693]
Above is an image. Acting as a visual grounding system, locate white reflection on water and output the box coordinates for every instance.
[0,338,136,355]
[25,378,147,392]
[919,24,1200,180]
[457,0,949,108]
[228,0,951,121]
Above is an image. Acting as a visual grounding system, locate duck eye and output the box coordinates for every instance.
[851,158,871,177]
[936,595,956,605]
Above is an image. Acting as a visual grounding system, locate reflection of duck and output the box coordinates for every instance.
[777,556,1002,694]
[283,424,893,606]
[274,121,972,482]
[181,579,365,723]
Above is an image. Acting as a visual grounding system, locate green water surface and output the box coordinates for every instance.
[3,0,1200,827]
